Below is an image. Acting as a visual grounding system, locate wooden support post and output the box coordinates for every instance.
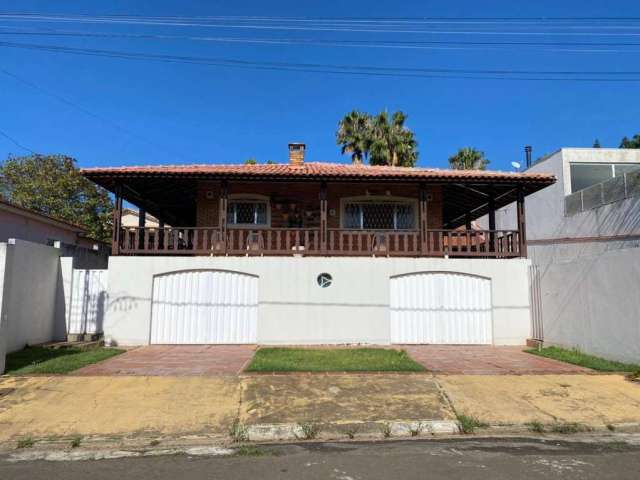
[419,183,428,254]
[517,186,527,257]
[319,181,328,253]
[219,180,228,253]
[465,213,472,230]
[488,195,496,253]
[111,184,123,255]
[158,219,164,250]
[138,208,146,250]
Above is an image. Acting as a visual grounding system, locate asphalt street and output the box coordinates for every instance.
[2,438,639,480]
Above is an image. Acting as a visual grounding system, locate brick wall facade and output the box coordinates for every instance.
[196,181,444,229]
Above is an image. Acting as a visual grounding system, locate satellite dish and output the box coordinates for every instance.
[511,161,521,171]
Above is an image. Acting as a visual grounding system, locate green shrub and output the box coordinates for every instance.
[457,414,488,434]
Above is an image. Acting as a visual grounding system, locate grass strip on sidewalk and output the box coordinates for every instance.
[5,346,125,375]
[245,347,426,372]
[526,346,640,372]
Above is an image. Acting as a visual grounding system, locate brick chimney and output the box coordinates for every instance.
[288,142,305,166]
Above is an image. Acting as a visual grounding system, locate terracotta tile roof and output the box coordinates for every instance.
[82,162,555,184]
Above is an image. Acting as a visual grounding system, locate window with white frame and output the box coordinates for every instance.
[227,199,268,226]
[343,200,416,230]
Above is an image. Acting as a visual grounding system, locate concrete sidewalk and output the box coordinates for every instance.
[1,373,640,445]
[439,374,640,425]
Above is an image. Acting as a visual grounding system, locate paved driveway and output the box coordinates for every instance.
[402,345,591,374]
[73,345,257,376]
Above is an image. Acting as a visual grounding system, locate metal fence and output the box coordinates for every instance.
[529,265,543,341]
[68,269,108,335]
[565,169,640,216]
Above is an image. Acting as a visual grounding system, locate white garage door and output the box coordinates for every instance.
[390,272,492,344]
[150,270,258,344]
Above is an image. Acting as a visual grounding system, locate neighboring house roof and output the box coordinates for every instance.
[0,197,87,234]
[82,162,555,185]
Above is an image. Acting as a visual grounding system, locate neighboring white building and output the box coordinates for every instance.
[494,148,640,363]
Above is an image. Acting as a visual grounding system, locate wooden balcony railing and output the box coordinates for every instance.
[118,227,522,258]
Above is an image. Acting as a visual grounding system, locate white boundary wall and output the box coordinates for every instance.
[104,256,532,346]
[0,240,63,355]
[0,240,110,373]
[531,244,640,363]
[0,243,9,373]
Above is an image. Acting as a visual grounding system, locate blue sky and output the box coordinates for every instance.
[1,0,638,171]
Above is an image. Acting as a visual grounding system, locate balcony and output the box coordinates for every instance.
[117,226,523,258]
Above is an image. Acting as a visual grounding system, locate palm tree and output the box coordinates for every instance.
[448,147,490,170]
[368,111,418,167]
[336,110,371,164]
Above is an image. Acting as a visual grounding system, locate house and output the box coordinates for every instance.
[82,143,555,347]
[0,197,101,250]
[121,208,162,229]
[492,148,640,363]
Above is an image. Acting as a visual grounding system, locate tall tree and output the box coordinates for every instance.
[336,110,371,164]
[620,134,640,149]
[0,154,113,242]
[448,147,490,170]
[368,111,418,167]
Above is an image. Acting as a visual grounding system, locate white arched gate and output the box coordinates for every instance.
[390,272,492,344]
[150,270,258,344]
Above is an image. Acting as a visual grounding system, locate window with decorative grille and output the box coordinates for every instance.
[343,201,415,230]
[228,200,268,226]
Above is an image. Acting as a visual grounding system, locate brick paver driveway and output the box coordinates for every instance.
[402,345,591,374]
[73,345,257,376]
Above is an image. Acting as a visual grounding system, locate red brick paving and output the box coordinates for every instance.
[73,345,257,376]
[402,345,591,375]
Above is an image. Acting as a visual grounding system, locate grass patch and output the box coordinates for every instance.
[526,420,546,433]
[70,435,82,448]
[229,419,249,443]
[379,422,392,438]
[525,346,640,372]
[235,445,270,457]
[456,414,488,434]
[342,425,360,439]
[245,347,426,372]
[16,437,34,449]
[549,422,592,434]
[5,346,125,375]
[297,421,321,440]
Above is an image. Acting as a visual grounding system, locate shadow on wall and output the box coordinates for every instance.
[53,263,69,341]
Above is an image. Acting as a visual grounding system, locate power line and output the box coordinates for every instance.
[0,65,190,161]
[1,28,639,54]
[4,13,640,24]
[0,126,37,154]
[2,14,640,36]
[1,40,639,81]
